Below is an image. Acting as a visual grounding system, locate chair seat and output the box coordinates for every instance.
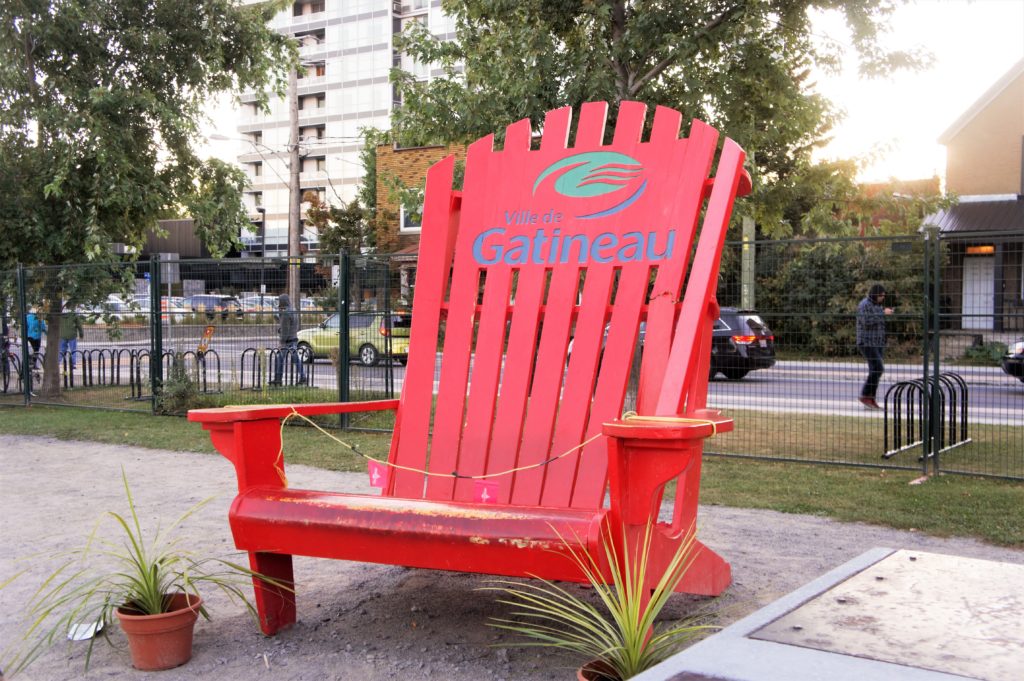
[230,487,607,581]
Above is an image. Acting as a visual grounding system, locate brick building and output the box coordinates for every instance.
[374,142,467,254]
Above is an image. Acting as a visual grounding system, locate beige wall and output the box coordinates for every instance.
[945,71,1024,195]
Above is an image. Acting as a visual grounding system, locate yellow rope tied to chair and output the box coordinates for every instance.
[620,411,720,436]
[272,407,721,486]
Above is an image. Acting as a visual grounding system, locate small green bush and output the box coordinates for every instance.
[962,341,1008,366]
[156,352,198,414]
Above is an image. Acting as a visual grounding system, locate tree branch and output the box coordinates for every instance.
[627,3,746,97]
[609,0,631,101]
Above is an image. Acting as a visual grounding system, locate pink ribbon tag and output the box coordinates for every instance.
[368,460,389,489]
[473,480,499,504]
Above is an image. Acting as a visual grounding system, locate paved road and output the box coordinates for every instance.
[58,337,1024,427]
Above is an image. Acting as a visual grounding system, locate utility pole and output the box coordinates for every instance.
[287,64,301,304]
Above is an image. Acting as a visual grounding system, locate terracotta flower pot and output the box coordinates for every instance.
[577,659,618,681]
[115,593,202,671]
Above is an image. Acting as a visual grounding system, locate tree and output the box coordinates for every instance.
[304,193,370,256]
[0,0,294,396]
[391,0,928,236]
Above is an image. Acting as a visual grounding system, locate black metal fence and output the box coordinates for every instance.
[708,231,1023,479]
[1,232,1021,479]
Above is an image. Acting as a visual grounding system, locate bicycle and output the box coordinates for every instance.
[2,339,22,394]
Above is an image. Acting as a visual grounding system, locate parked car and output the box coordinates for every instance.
[239,295,277,312]
[297,311,411,366]
[160,296,190,323]
[78,300,139,324]
[184,294,243,320]
[1001,339,1024,383]
[709,308,776,380]
[567,307,776,380]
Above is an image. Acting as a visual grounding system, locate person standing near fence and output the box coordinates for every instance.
[25,308,46,372]
[59,308,84,373]
[856,283,893,410]
[271,294,306,386]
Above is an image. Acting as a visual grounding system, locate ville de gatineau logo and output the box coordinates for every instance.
[472,151,677,266]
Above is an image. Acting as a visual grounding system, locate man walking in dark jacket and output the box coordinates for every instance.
[856,283,893,409]
[271,294,306,386]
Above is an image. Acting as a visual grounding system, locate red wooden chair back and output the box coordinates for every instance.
[386,101,748,509]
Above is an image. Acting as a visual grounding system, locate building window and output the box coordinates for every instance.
[301,187,326,204]
[299,94,326,110]
[300,125,325,142]
[251,161,263,178]
[301,156,326,173]
[305,62,325,78]
[293,1,324,16]
[248,131,263,147]
[400,204,422,233]
[253,191,263,207]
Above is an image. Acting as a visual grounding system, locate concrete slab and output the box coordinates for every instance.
[635,547,1024,681]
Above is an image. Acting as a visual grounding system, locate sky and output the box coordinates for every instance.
[202,0,1024,186]
[811,0,1024,183]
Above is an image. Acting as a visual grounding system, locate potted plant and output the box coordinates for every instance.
[487,522,713,681]
[1,469,287,676]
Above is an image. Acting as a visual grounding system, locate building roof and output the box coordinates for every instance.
[938,57,1024,144]
[924,195,1024,233]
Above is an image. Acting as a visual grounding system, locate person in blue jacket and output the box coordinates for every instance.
[26,308,46,370]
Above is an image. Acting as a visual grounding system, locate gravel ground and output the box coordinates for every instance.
[1,434,1021,681]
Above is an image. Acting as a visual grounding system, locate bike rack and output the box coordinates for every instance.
[240,347,265,391]
[198,349,222,394]
[60,350,89,389]
[129,349,151,400]
[268,347,314,388]
[883,371,970,460]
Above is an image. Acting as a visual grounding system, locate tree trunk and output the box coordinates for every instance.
[41,307,62,397]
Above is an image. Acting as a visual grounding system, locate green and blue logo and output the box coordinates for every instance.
[533,151,647,220]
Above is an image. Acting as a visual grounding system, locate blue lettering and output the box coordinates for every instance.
[590,233,618,263]
[473,227,505,265]
[504,235,530,264]
[472,227,677,265]
[616,232,644,261]
[646,231,675,260]
[560,234,589,264]
[531,229,548,263]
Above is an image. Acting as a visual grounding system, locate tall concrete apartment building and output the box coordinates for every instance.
[231,0,454,257]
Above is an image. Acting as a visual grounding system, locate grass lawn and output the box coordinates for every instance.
[1,404,1022,546]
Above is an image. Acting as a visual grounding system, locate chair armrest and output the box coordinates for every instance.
[187,400,400,424]
[602,409,731,529]
[602,409,733,442]
[188,400,399,492]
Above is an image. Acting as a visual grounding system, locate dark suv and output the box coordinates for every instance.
[184,294,243,320]
[709,308,776,380]
[1001,339,1024,383]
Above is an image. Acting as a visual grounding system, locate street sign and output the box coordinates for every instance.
[197,325,215,354]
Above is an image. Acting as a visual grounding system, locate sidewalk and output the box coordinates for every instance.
[2,435,1021,681]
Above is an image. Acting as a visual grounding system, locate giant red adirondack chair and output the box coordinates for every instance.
[189,101,749,635]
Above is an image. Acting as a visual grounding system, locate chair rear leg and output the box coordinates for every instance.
[249,551,296,635]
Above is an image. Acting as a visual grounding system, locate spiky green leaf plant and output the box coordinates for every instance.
[486,522,713,680]
[0,469,288,677]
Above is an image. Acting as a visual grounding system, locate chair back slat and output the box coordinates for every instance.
[656,139,747,416]
[635,118,719,413]
[389,156,458,498]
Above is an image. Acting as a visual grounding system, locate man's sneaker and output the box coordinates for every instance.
[858,396,881,410]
